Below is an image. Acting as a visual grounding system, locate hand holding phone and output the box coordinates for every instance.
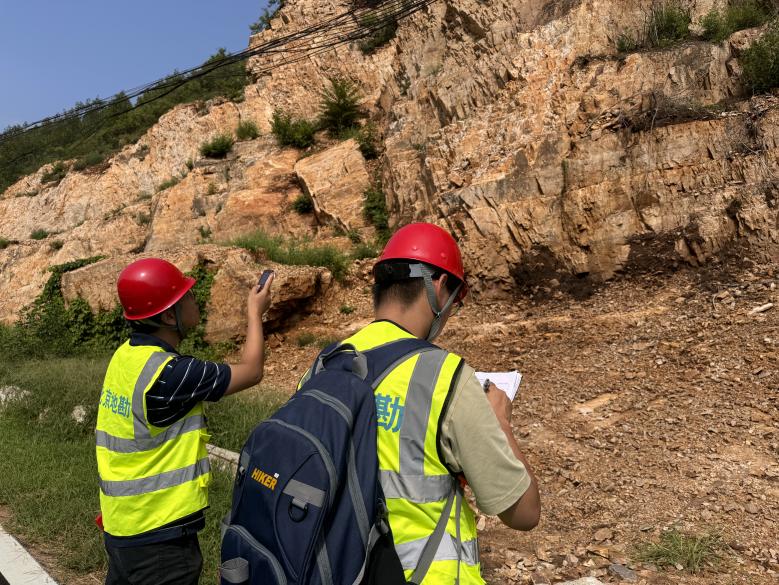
[248,270,275,319]
[257,269,274,291]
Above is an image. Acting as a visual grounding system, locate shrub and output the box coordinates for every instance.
[727,0,773,31]
[319,78,362,135]
[185,158,195,170]
[232,229,350,281]
[0,237,11,250]
[30,229,49,240]
[363,184,390,241]
[0,256,121,359]
[72,152,105,171]
[49,240,64,251]
[742,20,779,91]
[701,1,774,42]
[207,182,218,196]
[200,133,235,158]
[198,225,212,240]
[157,176,180,192]
[249,0,282,34]
[236,120,260,141]
[644,2,692,48]
[136,191,153,201]
[41,162,68,185]
[292,192,314,214]
[339,305,355,314]
[135,212,151,226]
[271,111,317,149]
[358,14,398,54]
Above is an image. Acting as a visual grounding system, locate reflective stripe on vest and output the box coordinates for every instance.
[96,342,210,537]
[99,457,210,497]
[340,322,483,585]
[96,414,206,453]
[396,534,480,569]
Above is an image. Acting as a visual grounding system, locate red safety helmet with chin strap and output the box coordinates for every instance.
[375,222,468,297]
[117,258,195,320]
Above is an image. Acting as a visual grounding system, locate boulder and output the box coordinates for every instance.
[60,245,332,343]
[294,139,372,234]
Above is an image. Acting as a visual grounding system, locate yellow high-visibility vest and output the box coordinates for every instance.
[95,341,211,536]
[342,321,484,584]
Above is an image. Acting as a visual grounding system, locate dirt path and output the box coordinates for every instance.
[264,257,778,584]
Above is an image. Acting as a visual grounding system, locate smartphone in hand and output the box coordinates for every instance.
[257,269,274,291]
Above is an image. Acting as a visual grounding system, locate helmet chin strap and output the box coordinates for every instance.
[408,264,462,342]
[173,302,186,339]
[138,302,187,340]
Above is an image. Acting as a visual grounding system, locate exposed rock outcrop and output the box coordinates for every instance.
[2,0,778,331]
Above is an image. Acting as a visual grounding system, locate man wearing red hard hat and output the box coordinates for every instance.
[338,223,541,584]
[96,258,274,585]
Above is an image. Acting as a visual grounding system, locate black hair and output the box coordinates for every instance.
[372,262,462,310]
[128,317,164,334]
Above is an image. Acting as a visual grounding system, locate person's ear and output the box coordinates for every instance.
[435,273,449,300]
[159,307,176,326]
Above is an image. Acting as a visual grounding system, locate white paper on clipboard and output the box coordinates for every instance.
[474,371,523,402]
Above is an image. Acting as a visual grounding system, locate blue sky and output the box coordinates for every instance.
[0,0,267,129]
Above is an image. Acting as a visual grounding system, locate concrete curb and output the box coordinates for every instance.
[206,443,239,471]
[0,526,57,585]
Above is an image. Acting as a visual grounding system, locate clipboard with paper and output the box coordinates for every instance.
[474,370,523,402]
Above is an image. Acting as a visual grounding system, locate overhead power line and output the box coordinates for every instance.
[0,0,436,145]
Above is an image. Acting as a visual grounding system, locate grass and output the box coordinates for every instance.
[157,176,180,192]
[363,183,390,242]
[645,2,691,48]
[0,354,287,583]
[616,1,691,52]
[231,229,350,281]
[200,133,235,158]
[296,332,340,348]
[339,305,355,314]
[636,529,726,573]
[339,123,379,159]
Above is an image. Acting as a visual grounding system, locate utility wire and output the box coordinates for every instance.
[1,0,434,145]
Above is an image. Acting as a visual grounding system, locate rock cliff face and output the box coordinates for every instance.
[1,0,777,329]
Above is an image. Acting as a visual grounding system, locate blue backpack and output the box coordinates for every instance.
[220,338,446,585]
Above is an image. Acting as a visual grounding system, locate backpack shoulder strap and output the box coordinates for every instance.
[362,338,437,389]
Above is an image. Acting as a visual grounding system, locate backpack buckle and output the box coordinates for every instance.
[376,500,390,536]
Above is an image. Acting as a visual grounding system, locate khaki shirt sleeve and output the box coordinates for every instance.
[439,363,531,515]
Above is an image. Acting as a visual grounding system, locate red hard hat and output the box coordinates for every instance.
[376,222,467,284]
[117,258,196,320]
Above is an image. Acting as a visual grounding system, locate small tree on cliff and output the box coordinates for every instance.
[318,78,362,136]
